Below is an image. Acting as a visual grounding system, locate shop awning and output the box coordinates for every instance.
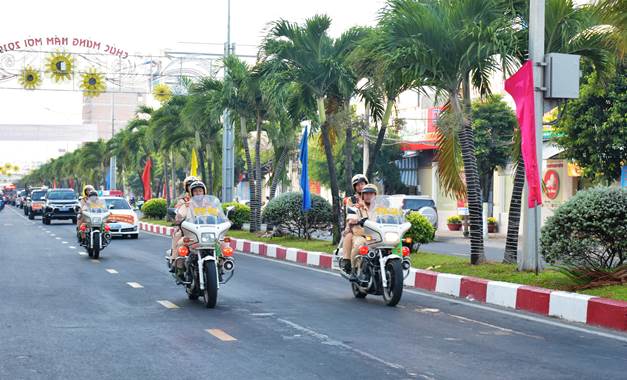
[401,142,438,151]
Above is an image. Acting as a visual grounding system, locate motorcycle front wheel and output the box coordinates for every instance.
[382,259,403,307]
[203,262,218,308]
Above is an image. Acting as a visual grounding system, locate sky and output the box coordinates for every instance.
[0,0,387,167]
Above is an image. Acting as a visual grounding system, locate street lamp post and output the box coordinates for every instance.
[110,92,117,190]
[221,0,235,202]
[520,0,545,273]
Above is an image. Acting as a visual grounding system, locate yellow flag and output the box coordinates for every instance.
[190,148,198,176]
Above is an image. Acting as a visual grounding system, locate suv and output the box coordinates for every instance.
[399,195,438,229]
[42,188,79,224]
[15,190,26,208]
[27,189,47,220]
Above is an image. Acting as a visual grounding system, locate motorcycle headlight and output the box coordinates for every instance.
[200,232,215,243]
[92,217,102,225]
[384,232,400,244]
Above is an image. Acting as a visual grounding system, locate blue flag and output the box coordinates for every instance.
[105,167,111,190]
[299,126,311,211]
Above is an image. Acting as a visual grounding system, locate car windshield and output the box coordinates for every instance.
[402,198,435,210]
[370,196,405,225]
[186,195,227,225]
[48,191,76,200]
[105,198,131,210]
[31,191,46,201]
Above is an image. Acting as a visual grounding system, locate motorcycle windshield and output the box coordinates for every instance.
[186,195,227,225]
[370,196,405,225]
[86,198,107,213]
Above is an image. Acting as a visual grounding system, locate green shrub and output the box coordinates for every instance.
[142,198,167,219]
[447,215,462,224]
[541,187,627,270]
[222,202,251,230]
[262,192,332,238]
[406,212,436,249]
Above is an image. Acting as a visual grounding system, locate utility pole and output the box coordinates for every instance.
[363,105,369,175]
[520,0,545,273]
[110,92,117,190]
[221,0,235,202]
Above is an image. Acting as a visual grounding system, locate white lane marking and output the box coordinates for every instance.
[251,313,275,317]
[3,223,13,226]
[78,252,87,256]
[106,269,118,274]
[416,308,440,313]
[69,246,76,249]
[55,237,61,240]
[127,282,143,288]
[157,300,179,309]
[206,329,237,341]
[50,234,56,237]
[62,241,68,244]
[91,259,100,263]
[449,314,543,340]
[277,318,407,372]
[240,252,627,343]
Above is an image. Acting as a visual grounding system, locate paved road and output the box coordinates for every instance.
[422,235,510,262]
[1,206,626,380]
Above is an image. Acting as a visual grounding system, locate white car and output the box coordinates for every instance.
[102,196,139,239]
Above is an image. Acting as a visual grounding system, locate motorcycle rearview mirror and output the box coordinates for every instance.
[226,206,235,218]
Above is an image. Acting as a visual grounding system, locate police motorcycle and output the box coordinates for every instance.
[77,196,112,259]
[166,195,235,308]
[334,196,412,306]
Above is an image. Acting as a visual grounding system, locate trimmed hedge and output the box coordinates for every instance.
[541,187,627,270]
[141,198,167,219]
[262,192,332,239]
[222,202,251,230]
[406,211,436,249]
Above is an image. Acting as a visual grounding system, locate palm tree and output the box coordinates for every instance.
[381,0,518,264]
[503,0,618,263]
[349,26,419,182]
[183,77,224,195]
[148,96,189,203]
[261,15,366,244]
[80,140,110,188]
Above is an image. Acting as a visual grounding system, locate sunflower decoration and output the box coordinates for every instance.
[80,68,106,97]
[45,51,74,82]
[153,83,172,103]
[18,66,42,90]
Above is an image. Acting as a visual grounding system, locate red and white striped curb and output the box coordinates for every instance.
[139,222,174,236]
[139,221,627,332]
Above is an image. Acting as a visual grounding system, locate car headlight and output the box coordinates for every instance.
[200,232,215,243]
[384,232,400,244]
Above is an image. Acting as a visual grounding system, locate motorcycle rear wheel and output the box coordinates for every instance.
[382,259,403,307]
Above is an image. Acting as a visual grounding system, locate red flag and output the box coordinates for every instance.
[69,178,75,190]
[142,158,152,200]
[505,61,543,208]
[53,179,57,189]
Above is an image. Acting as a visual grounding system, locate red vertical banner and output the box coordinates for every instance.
[69,178,75,190]
[505,61,543,208]
[142,158,152,200]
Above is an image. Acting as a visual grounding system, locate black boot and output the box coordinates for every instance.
[341,258,352,274]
